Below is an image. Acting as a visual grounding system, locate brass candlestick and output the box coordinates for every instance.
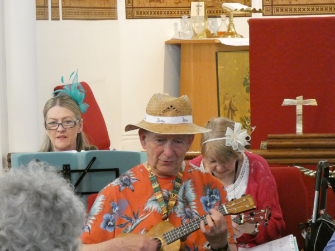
[221,3,263,38]
[221,12,243,38]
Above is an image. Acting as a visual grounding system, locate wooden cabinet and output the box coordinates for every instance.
[165,39,249,151]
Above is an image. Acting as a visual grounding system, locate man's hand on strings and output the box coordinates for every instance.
[200,208,229,249]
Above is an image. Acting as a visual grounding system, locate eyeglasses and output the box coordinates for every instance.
[45,119,80,130]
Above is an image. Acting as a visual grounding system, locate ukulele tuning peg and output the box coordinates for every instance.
[264,222,268,227]
[249,211,255,216]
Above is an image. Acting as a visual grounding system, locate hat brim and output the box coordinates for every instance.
[125,120,211,135]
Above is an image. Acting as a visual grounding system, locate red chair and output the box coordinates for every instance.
[86,193,98,213]
[270,166,308,249]
[54,82,110,150]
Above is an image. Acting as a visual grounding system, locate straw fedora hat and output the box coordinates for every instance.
[125,93,211,135]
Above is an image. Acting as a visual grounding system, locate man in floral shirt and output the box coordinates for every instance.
[81,94,236,251]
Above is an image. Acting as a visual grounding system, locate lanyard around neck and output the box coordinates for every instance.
[145,165,183,221]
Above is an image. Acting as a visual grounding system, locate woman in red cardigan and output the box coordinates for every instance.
[189,117,286,249]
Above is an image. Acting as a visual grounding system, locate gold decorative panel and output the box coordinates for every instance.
[51,0,60,20]
[61,0,117,20]
[263,0,335,16]
[217,51,251,133]
[126,0,250,19]
[36,0,48,20]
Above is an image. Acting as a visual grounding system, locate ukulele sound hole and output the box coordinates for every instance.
[153,238,162,251]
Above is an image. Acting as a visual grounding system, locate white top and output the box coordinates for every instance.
[226,152,249,201]
[200,152,249,201]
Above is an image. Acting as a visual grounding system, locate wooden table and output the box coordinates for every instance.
[165,39,249,151]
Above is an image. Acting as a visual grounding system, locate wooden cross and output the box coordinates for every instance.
[282,96,317,134]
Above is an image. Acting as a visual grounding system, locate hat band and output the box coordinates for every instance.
[144,114,193,124]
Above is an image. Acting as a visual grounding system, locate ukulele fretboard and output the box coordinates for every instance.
[163,205,227,244]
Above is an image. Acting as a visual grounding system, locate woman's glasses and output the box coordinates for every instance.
[45,120,80,130]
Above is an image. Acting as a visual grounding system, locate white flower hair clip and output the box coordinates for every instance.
[202,122,251,152]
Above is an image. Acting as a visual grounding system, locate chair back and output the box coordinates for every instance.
[86,193,98,213]
[270,166,308,249]
[54,82,110,150]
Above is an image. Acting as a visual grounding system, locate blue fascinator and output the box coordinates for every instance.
[53,69,89,114]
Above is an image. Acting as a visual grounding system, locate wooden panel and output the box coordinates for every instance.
[266,139,335,149]
[263,0,335,16]
[250,149,335,165]
[264,159,335,165]
[36,0,48,20]
[255,133,335,165]
[166,39,249,151]
[268,133,335,139]
[62,0,117,20]
[51,0,60,20]
[180,43,219,151]
[184,150,335,165]
[126,0,250,19]
[250,149,335,158]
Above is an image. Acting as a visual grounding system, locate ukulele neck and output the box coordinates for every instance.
[163,205,228,244]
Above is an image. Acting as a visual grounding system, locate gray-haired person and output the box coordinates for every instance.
[81,93,237,251]
[0,161,86,251]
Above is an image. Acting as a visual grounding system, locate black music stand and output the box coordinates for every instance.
[61,157,119,195]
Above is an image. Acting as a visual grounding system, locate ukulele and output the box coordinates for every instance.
[233,207,271,225]
[119,194,256,251]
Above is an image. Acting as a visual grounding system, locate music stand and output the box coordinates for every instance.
[327,177,335,196]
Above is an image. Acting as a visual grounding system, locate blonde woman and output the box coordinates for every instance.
[40,70,96,152]
[189,117,285,248]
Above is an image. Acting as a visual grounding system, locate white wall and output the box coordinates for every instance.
[5,0,39,154]
[35,2,250,152]
[5,1,327,160]
[0,0,8,170]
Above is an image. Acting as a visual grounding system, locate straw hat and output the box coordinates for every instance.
[125,93,211,135]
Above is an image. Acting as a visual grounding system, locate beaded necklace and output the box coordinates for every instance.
[145,165,183,221]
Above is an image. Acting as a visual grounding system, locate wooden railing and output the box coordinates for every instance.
[185,134,335,165]
[251,133,335,165]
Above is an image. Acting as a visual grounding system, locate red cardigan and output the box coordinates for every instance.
[189,151,286,248]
